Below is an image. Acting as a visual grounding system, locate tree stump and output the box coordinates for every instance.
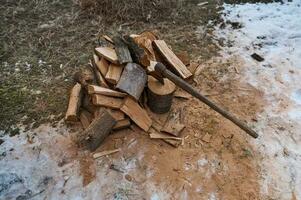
[147,76,176,114]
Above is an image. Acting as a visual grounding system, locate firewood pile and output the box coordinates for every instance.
[65,31,198,151]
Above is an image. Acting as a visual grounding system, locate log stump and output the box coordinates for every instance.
[147,76,176,114]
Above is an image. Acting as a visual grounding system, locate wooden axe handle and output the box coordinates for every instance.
[155,63,258,138]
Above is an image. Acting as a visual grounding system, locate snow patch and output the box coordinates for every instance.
[214,0,301,199]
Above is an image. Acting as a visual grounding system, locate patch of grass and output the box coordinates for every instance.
[0,0,222,132]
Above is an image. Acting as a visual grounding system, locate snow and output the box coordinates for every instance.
[214,0,301,199]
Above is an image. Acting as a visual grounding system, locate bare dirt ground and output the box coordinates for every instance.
[1,0,300,200]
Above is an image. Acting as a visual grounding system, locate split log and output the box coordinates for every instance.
[113,118,131,130]
[105,63,123,84]
[82,93,97,114]
[87,85,126,97]
[102,35,114,44]
[113,36,132,64]
[120,96,152,131]
[91,57,109,88]
[107,109,125,121]
[153,40,192,79]
[65,83,83,122]
[116,63,147,100]
[161,108,185,137]
[147,76,176,114]
[123,35,149,66]
[132,32,157,63]
[94,56,109,77]
[78,108,116,151]
[79,109,93,129]
[92,94,123,109]
[95,47,119,64]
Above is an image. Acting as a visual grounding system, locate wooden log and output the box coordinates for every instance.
[79,109,93,129]
[94,55,109,77]
[102,35,114,44]
[92,94,123,109]
[113,118,131,130]
[65,83,83,122]
[107,109,125,121]
[147,76,176,114]
[77,108,116,151]
[153,40,192,79]
[123,35,149,66]
[116,63,147,100]
[132,32,156,63]
[95,47,119,64]
[82,93,97,114]
[120,96,152,131]
[90,57,109,88]
[87,85,126,97]
[105,63,123,84]
[73,66,95,86]
[113,36,132,64]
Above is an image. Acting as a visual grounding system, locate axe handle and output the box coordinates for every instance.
[155,63,258,138]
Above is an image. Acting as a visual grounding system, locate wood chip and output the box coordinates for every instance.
[202,133,212,143]
[93,149,120,159]
[174,89,192,99]
[149,132,182,140]
[161,109,185,136]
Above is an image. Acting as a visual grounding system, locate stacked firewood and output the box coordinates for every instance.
[65,31,197,151]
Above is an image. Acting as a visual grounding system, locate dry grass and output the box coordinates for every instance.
[0,0,221,133]
[78,0,202,25]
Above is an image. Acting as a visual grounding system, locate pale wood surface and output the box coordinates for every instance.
[120,97,152,131]
[95,47,119,64]
[93,148,120,159]
[153,40,192,79]
[65,83,82,121]
[105,63,123,84]
[107,109,125,121]
[92,94,123,109]
[87,85,126,97]
[113,118,131,130]
[95,56,109,76]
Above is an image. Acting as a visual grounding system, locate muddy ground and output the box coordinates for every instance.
[1,0,297,200]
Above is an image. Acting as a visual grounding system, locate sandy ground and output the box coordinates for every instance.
[1,1,301,200]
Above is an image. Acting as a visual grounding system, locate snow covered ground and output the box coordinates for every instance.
[214,0,301,199]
